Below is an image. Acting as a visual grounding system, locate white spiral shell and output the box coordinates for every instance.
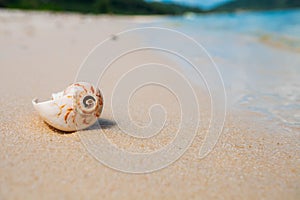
[32,82,103,132]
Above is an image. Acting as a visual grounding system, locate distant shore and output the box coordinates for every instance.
[1,0,300,15]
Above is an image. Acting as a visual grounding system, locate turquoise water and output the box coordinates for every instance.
[142,9,300,129]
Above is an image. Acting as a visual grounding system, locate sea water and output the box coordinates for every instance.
[141,9,300,129]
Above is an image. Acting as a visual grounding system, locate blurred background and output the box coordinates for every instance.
[0,0,299,14]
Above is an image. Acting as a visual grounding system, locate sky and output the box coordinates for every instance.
[148,0,231,9]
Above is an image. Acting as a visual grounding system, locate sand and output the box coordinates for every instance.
[0,9,299,199]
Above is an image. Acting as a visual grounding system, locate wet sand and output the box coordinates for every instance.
[0,10,299,199]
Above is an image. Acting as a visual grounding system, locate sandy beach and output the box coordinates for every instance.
[0,9,299,199]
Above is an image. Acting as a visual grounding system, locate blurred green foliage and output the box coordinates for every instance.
[0,0,204,15]
[0,0,299,14]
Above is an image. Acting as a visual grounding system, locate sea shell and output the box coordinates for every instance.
[32,82,103,132]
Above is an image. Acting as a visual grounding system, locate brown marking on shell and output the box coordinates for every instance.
[96,91,101,97]
[95,109,101,117]
[74,83,87,93]
[94,103,100,117]
[64,112,70,123]
[91,86,94,93]
[98,95,103,106]
[53,102,62,117]
[72,114,76,123]
[64,108,73,123]
[83,118,89,125]
[95,91,103,117]
[57,104,66,117]
[95,90,103,106]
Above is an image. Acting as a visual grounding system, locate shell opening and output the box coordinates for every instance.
[80,94,97,113]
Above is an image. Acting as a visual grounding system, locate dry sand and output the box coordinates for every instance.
[0,9,299,199]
